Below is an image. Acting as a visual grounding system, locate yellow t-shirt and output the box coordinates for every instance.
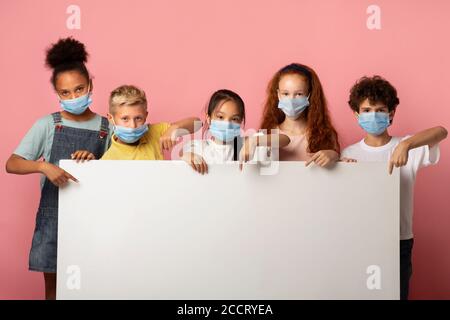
[101,122,170,160]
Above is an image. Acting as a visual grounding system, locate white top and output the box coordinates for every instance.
[182,137,268,164]
[341,136,440,240]
[183,139,237,163]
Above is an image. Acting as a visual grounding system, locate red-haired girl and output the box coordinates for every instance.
[260,63,340,166]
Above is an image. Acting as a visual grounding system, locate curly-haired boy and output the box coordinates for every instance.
[341,75,447,300]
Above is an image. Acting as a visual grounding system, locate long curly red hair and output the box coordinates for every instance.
[260,63,340,154]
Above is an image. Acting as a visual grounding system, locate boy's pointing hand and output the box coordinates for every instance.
[389,141,410,174]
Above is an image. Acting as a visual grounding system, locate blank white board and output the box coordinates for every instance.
[57,160,399,299]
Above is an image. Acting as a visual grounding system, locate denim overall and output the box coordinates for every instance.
[29,112,109,273]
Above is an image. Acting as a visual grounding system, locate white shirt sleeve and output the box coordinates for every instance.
[341,148,350,159]
[413,144,440,169]
[401,135,440,172]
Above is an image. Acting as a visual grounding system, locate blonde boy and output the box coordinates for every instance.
[101,85,199,160]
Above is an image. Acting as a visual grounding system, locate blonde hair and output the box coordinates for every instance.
[109,85,147,114]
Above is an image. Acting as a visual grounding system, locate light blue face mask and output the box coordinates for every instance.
[209,120,241,142]
[113,122,149,144]
[59,90,93,115]
[278,96,310,118]
[357,112,390,135]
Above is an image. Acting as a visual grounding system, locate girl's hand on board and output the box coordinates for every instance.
[340,157,357,163]
[40,162,78,187]
[388,140,410,174]
[239,137,258,171]
[182,152,209,175]
[71,150,95,163]
[305,149,339,168]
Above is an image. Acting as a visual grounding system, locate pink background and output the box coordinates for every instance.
[1,0,449,299]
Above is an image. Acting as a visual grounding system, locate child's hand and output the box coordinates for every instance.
[41,162,78,187]
[389,140,410,174]
[340,157,357,163]
[160,126,180,151]
[305,150,339,167]
[71,150,95,163]
[239,137,258,171]
[182,152,208,175]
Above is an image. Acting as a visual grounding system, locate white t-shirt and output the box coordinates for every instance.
[183,139,237,163]
[341,136,440,240]
[182,138,268,164]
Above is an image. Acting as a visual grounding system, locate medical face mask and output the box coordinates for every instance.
[357,112,390,135]
[278,96,310,118]
[112,119,149,143]
[59,85,93,115]
[209,120,241,142]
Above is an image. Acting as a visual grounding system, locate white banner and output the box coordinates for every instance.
[57,160,399,299]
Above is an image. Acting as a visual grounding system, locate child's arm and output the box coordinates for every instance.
[389,126,448,174]
[6,154,78,186]
[171,117,202,134]
[160,117,201,150]
[252,133,291,149]
[401,126,447,149]
[239,134,290,169]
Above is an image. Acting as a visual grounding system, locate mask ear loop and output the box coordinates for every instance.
[56,88,65,101]
[389,109,394,125]
[110,117,117,128]
[202,116,212,141]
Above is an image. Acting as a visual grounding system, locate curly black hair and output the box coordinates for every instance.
[45,37,90,87]
[348,76,400,112]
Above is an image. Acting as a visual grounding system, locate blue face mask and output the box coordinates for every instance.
[278,96,310,118]
[113,123,149,144]
[209,120,241,142]
[357,112,390,135]
[59,92,93,115]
